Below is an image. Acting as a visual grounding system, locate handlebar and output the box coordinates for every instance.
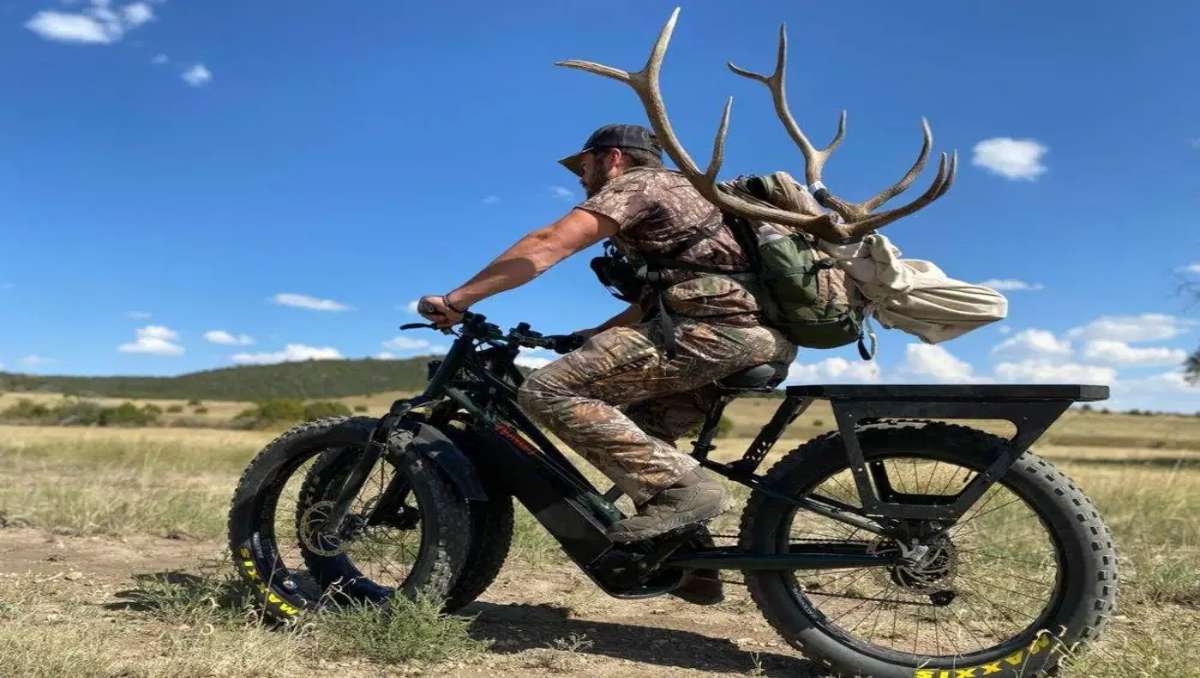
[400,312,583,354]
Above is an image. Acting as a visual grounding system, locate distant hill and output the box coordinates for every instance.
[0,357,438,401]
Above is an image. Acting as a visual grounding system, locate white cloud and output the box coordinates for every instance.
[22,354,56,367]
[482,195,501,205]
[896,343,985,383]
[182,63,212,87]
[971,137,1048,181]
[993,359,1116,384]
[231,344,342,365]
[25,10,118,44]
[121,2,153,27]
[992,328,1072,358]
[375,351,396,359]
[550,186,575,200]
[1176,262,1200,275]
[118,325,184,356]
[997,325,1012,335]
[151,53,168,65]
[272,292,352,312]
[204,330,255,346]
[25,0,156,46]
[405,300,420,314]
[1066,314,1193,343]
[125,310,152,319]
[1080,339,1187,367]
[515,348,557,369]
[786,356,882,385]
[978,278,1044,292]
[1106,369,1200,413]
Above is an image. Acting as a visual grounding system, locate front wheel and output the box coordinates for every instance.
[227,417,471,621]
[738,421,1118,677]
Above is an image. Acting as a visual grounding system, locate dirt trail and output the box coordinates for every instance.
[0,528,822,677]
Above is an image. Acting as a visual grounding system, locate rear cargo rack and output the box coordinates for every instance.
[720,383,1110,523]
[785,384,1109,402]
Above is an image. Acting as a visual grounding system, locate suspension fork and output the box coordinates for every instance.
[323,424,391,533]
[323,398,428,534]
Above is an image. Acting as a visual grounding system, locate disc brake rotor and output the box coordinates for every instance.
[299,500,348,557]
[870,535,959,596]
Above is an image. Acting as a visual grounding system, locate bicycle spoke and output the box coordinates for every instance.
[786,451,1062,660]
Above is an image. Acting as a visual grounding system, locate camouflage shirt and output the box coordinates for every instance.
[578,167,761,327]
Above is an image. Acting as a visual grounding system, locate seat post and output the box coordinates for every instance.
[690,395,733,460]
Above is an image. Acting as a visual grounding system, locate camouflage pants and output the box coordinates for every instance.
[517,320,795,504]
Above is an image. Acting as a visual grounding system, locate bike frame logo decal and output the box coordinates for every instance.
[494,422,540,456]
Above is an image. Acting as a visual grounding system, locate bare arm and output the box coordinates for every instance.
[418,208,619,326]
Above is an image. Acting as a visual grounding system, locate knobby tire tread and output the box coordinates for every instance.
[227,417,471,621]
[737,421,1118,678]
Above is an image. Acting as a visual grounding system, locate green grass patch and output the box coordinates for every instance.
[316,594,490,666]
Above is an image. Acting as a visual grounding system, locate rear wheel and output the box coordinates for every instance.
[227,417,471,620]
[738,422,1117,677]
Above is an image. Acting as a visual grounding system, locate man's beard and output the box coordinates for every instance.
[581,172,608,198]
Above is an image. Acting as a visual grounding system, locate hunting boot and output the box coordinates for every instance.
[607,469,727,543]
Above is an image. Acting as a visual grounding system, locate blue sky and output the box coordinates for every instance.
[1,1,1198,412]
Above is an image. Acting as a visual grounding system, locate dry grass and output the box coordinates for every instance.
[1,397,1200,676]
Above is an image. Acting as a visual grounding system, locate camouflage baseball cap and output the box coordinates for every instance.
[558,124,663,176]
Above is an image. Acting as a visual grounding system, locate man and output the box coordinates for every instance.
[418,124,795,544]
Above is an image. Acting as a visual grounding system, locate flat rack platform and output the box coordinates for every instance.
[785,384,1109,402]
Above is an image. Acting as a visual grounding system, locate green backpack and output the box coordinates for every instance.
[721,173,874,358]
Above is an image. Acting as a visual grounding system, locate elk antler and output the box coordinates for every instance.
[728,24,956,232]
[557,8,956,242]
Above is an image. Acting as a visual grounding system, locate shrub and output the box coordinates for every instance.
[316,594,489,665]
[811,418,824,427]
[56,400,105,426]
[354,404,368,413]
[303,401,353,421]
[166,405,184,413]
[0,398,164,427]
[99,402,160,427]
[234,398,308,428]
[0,398,52,423]
[187,399,202,407]
[193,407,209,414]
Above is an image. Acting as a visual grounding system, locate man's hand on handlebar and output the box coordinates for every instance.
[417,295,464,328]
[551,333,588,355]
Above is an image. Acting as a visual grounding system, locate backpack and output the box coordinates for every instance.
[720,173,874,359]
[588,171,874,360]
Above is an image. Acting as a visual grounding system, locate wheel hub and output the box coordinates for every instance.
[872,534,959,596]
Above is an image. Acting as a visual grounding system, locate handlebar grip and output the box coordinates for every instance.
[550,333,587,354]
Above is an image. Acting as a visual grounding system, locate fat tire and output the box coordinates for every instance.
[738,421,1118,678]
[227,416,471,622]
[298,438,514,611]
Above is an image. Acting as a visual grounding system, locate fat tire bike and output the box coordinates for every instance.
[228,312,1117,677]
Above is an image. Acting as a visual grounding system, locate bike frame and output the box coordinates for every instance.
[333,313,1108,597]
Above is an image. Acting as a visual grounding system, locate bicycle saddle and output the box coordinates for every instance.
[717,362,789,389]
